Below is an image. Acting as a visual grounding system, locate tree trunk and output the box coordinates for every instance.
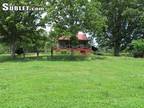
[10,43,16,58]
[51,46,53,58]
[114,41,120,56]
[23,53,25,58]
[36,49,39,57]
[112,28,121,56]
[70,49,74,56]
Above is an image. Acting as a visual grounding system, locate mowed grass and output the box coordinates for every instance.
[0,55,144,108]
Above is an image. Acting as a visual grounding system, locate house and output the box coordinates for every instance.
[58,36,71,49]
[55,32,91,54]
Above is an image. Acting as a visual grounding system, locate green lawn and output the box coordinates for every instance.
[0,55,144,108]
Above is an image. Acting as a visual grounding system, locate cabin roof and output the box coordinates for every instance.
[58,32,88,41]
[77,32,88,41]
[58,36,70,40]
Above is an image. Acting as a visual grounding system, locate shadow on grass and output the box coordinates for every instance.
[0,54,106,63]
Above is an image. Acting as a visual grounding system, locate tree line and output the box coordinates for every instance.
[0,0,144,57]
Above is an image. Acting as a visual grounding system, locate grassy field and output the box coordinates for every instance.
[0,55,144,108]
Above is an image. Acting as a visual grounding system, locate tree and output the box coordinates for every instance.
[46,0,106,43]
[99,0,144,56]
[26,29,48,57]
[48,27,63,57]
[0,0,46,58]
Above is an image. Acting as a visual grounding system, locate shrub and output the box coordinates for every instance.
[0,44,9,54]
[61,51,68,54]
[131,39,144,58]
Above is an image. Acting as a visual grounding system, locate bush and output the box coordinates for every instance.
[61,51,68,54]
[0,44,9,54]
[131,39,144,58]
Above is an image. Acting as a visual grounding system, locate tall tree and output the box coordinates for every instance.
[46,0,106,39]
[100,0,144,56]
[0,0,45,58]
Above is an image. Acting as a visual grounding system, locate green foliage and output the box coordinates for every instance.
[131,39,144,57]
[0,0,46,57]
[0,44,9,54]
[70,36,79,48]
[61,50,68,54]
[46,0,106,36]
[84,0,107,34]
[99,0,144,56]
